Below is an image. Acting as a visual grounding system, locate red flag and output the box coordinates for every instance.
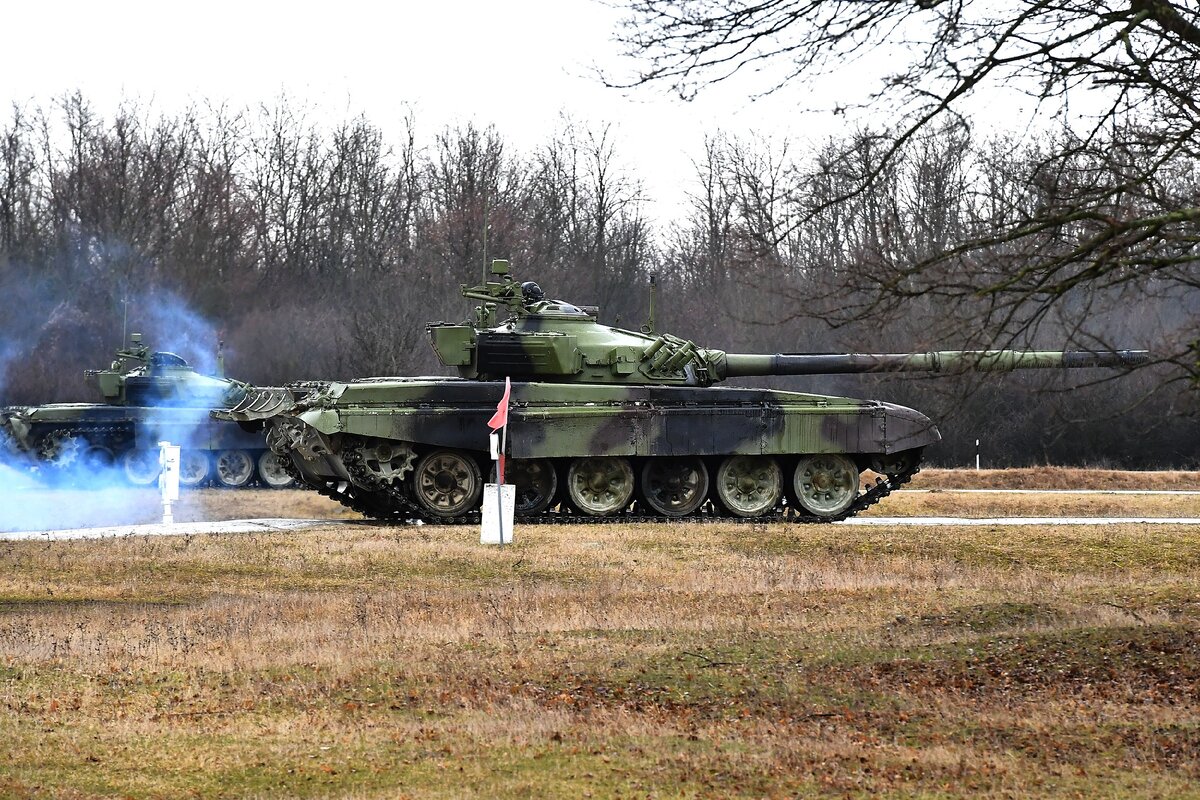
[487,377,511,431]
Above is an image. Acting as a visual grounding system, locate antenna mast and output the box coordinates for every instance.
[481,186,489,285]
[643,274,657,333]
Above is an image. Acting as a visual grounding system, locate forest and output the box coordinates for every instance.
[0,94,1195,467]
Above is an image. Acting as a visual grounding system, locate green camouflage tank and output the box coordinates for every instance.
[1,334,294,488]
[222,261,1147,521]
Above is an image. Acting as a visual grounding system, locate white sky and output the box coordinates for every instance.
[2,0,1050,224]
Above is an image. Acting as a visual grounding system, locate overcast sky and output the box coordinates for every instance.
[2,0,1046,223]
[0,1,841,218]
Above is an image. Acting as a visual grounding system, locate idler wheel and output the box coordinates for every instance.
[715,455,783,518]
[257,451,295,488]
[178,451,212,488]
[869,450,916,477]
[792,454,860,518]
[215,449,255,488]
[494,458,558,515]
[640,457,709,517]
[566,456,634,517]
[122,449,161,485]
[413,449,483,518]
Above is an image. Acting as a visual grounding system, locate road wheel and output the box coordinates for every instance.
[715,455,783,518]
[215,449,255,488]
[122,449,161,485]
[494,458,558,515]
[412,449,482,518]
[640,457,708,517]
[792,454,859,518]
[80,445,114,471]
[566,456,634,517]
[257,451,295,488]
[179,451,211,488]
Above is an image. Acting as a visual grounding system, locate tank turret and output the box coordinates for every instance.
[427,261,1149,385]
[83,332,247,408]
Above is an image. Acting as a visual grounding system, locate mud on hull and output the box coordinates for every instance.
[262,379,939,521]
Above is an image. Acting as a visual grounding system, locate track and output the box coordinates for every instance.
[305,460,923,526]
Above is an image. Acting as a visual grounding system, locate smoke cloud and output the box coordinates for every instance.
[137,291,229,378]
[0,288,257,533]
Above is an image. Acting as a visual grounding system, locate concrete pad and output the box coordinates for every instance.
[906,489,1200,496]
[0,518,353,542]
[2,515,1199,541]
[840,516,1200,526]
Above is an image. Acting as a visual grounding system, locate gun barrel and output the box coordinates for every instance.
[720,350,1150,378]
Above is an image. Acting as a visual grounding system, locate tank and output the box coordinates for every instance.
[0,334,295,489]
[221,260,1148,521]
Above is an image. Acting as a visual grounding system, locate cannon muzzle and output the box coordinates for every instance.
[717,350,1150,379]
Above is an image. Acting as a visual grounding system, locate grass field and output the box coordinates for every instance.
[2,478,1199,798]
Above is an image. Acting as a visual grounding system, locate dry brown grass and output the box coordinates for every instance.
[869,491,1200,518]
[913,466,1200,491]
[2,520,1199,797]
[175,487,363,522]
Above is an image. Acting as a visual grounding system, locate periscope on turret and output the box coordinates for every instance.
[220,259,1148,523]
[0,334,295,489]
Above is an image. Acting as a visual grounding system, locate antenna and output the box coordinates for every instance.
[121,298,129,347]
[642,273,657,333]
[481,187,490,285]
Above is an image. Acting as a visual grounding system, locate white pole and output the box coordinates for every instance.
[497,421,508,545]
[975,439,981,471]
[482,377,513,546]
[158,441,180,524]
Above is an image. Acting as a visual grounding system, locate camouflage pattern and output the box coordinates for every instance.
[1,334,294,488]
[224,261,1148,522]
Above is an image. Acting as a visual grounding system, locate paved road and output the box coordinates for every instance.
[907,488,1200,495]
[0,518,352,542]
[3,515,1199,541]
[840,516,1200,526]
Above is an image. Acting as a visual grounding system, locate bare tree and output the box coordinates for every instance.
[0,104,42,260]
[526,119,652,324]
[245,100,331,281]
[422,123,521,288]
[612,1,1200,382]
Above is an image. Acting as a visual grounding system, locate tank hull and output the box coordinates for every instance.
[2,338,297,489]
[261,378,938,521]
[2,403,293,488]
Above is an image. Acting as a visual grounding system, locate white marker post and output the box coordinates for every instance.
[975,439,981,471]
[482,377,515,545]
[158,441,180,524]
